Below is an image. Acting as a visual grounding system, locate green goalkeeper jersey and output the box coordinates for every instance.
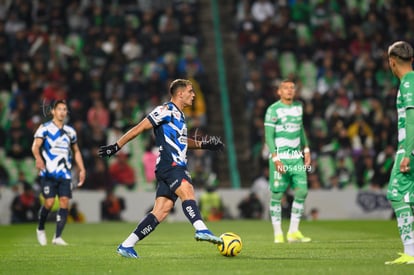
[397,71,414,150]
[264,100,307,158]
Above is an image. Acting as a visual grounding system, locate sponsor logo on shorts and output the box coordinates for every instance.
[170,179,179,188]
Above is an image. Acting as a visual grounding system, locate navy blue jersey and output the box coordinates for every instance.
[147,102,188,172]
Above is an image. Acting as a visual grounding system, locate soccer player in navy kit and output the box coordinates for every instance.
[99,79,224,258]
[32,100,86,246]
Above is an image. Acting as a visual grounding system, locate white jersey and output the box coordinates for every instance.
[34,121,77,179]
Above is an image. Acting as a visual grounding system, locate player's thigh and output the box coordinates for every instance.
[155,168,190,202]
[387,153,414,203]
[40,177,58,199]
[155,180,178,202]
[57,179,72,199]
[291,171,308,191]
[269,163,289,193]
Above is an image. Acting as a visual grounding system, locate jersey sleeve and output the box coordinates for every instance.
[401,73,414,156]
[34,124,46,139]
[147,104,172,127]
[401,73,414,108]
[66,126,77,144]
[264,105,277,153]
[405,108,414,157]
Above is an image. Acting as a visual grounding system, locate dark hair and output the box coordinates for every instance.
[42,99,68,117]
[52,99,67,109]
[169,79,192,95]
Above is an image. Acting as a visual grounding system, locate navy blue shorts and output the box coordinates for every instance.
[40,177,72,199]
[155,166,193,202]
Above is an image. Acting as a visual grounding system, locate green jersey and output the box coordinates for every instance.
[387,71,414,203]
[396,71,414,149]
[264,100,306,158]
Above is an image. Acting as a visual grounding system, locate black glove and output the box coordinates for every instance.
[200,138,225,151]
[98,143,120,158]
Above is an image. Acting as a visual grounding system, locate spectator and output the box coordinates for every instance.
[109,151,136,190]
[68,202,85,223]
[250,0,275,23]
[250,164,270,219]
[182,77,207,128]
[189,159,215,189]
[4,117,32,184]
[198,185,224,221]
[101,189,126,221]
[142,141,158,187]
[238,192,263,219]
[84,157,111,190]
[87,99,110,129]
[0,164,9,187]
[10,182,40,224]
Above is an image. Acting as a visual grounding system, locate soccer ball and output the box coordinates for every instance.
[217,232,242,257]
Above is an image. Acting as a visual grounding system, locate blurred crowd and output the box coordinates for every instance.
[235,0,413,190]
[0,0,214,193]
[2,0,412,197]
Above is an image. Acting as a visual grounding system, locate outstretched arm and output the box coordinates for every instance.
[117,118,153,148]
[98,118,153,158]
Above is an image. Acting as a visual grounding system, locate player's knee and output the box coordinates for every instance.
[44,198,55,209]
[152,206,172,222]
[294,188,308,200]
[271,192,284,201]
[59,197,70,208]
[152,197,174,222]
[175,180,195,200]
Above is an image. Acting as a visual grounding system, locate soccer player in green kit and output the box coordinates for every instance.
[264,79,311,243]
[385,41,414,265]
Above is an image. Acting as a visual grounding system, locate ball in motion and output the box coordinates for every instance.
[217,232,242,257]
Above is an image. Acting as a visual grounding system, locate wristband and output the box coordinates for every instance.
[304,147,310,153]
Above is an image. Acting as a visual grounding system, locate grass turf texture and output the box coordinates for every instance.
[0,220,412,275]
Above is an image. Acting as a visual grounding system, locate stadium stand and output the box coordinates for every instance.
[0,0,211,191]
[234,0,411,190]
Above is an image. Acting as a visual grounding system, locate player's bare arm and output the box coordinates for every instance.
[118,118,153,148]
[72,143,86,186]
[32,137,45,170]
[98,118,153,158]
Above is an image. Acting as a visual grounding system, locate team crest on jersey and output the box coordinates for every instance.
[404,81,410,88]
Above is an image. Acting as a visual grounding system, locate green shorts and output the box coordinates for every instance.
[268,158,308,193]
[386,151,414,203]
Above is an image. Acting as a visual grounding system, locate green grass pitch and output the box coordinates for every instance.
[0,220,412,275]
